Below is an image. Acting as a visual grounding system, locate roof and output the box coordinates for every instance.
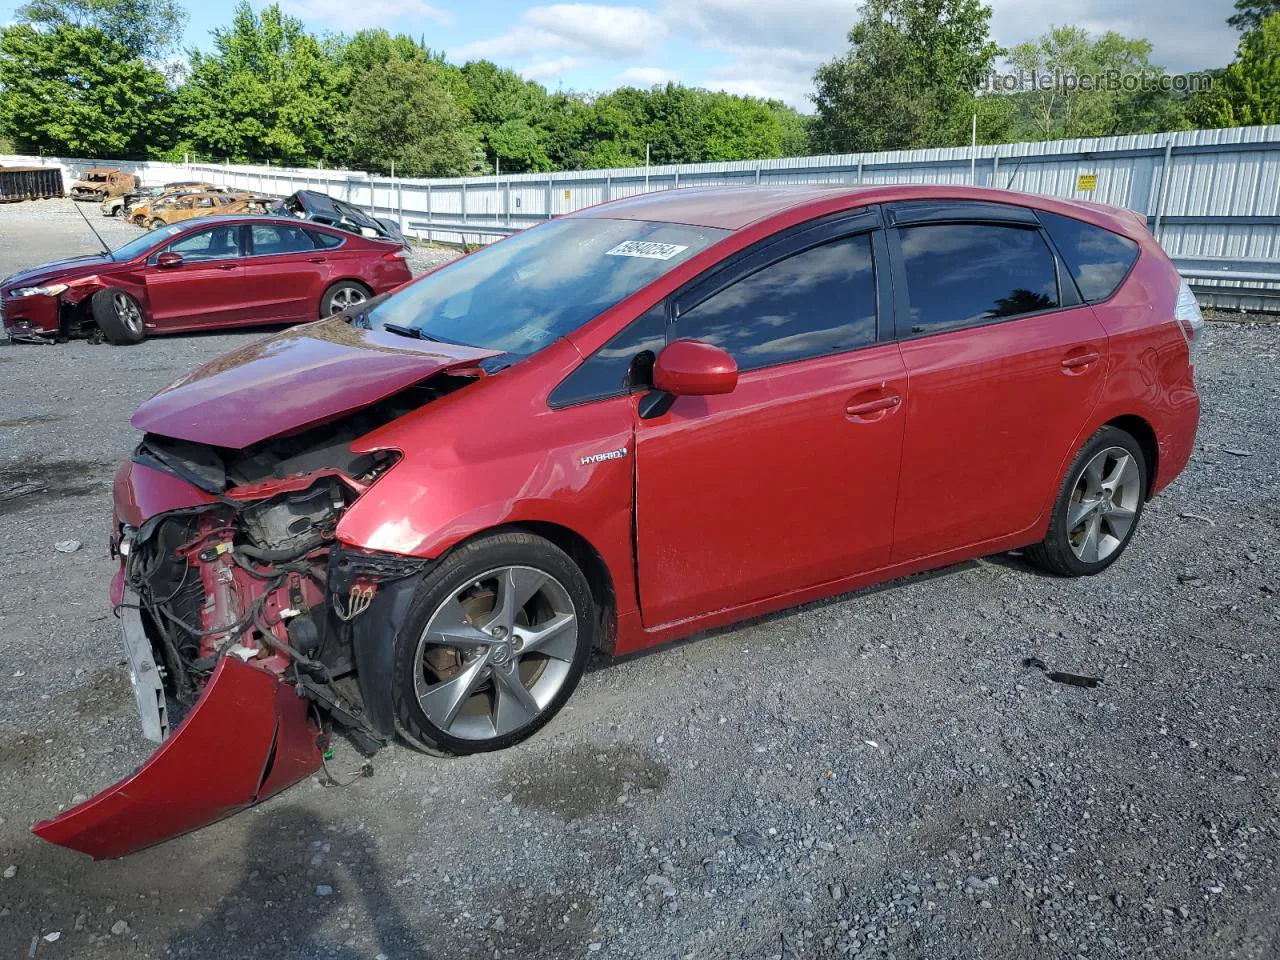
[570,185,865,230]
[568,183,1140,236]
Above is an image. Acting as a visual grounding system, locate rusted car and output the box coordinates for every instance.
[70,168,138,202]
[135,191,248,229]
[101,181,218,218]
[223,194,282,216]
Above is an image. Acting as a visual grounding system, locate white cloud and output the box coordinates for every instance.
[523,56,592,80]
[617,66,679,86]
[454,3,667,61]
[277,0,450,32]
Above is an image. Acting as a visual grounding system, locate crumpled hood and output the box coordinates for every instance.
[131,317,501,448]
[1,254,115,291]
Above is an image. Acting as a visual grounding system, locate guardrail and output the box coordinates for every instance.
[405,219,521,244]
[1174,256,1280,306]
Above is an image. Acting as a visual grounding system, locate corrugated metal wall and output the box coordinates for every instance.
[5,124,1279,310]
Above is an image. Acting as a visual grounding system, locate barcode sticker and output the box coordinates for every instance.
[605,241,689,261]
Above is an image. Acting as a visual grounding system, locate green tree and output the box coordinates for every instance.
[344,55,480,176]
[810,0,1003,152]
[1192,13,1280,125]
[14,0,183,59]
[458,60,552,172]
[1229,0,1280,32]
[1007,26,1187,139]
[0,23,174,156]
[173,3,343,165]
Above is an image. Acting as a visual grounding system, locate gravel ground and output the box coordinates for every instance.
[1,200,1278,960]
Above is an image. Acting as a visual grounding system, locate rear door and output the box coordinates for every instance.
[143,223,247,329]
[884,201,1109,562]
[631,212,909,627]
[241,222,332,322]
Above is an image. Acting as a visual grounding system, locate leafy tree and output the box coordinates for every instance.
[458,60,552,172]
[1191,13,1280,125]
[1006,26,1187,139]
[173,3,343,165]
[344,55,480,177]
[0,23,173,156]
[14,0,183,59]
[1228,0,1280,32]
[810,0,1003,152]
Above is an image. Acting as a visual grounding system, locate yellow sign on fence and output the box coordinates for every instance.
[1076,174,1098,191]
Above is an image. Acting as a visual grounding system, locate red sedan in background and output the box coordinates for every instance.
[35,184,1202,859]
[1,215,412,344]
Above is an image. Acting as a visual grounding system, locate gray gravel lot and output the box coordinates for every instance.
[1,200,1278,960]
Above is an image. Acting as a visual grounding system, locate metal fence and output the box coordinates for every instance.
[5,123,1280,311]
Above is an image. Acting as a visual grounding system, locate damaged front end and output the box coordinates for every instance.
[35,320,501,858]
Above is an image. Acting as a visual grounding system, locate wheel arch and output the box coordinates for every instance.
[1104,414,1159,499]
[456,520,619,656]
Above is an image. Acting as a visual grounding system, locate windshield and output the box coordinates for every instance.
[368,218,726,356]
[111,224,185,261]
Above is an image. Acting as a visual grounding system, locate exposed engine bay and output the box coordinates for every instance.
[118,378,463,747]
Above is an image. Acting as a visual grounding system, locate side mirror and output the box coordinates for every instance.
[652,339,738,397]
[640,340,738,419]
[156,252,183,269]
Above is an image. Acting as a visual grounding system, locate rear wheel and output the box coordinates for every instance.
[392,532,594,756]
[147,218,164,230]
[320,281,370,317]
[90,288,146,345]
[1025,425,1147,576]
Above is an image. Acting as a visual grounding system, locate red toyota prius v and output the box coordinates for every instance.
[34,184,1202,858]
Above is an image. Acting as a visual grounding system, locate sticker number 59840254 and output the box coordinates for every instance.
[604,241,690,260]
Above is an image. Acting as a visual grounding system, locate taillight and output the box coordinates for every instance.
[384,249,407,261]
[1174,279,1203,359]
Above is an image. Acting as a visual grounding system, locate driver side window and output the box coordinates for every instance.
[167,225,241,262]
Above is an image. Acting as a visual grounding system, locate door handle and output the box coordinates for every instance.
[1061,349,1100,370]
[308,257,327,263]
[215,263,237,271]
[846,394,901,417]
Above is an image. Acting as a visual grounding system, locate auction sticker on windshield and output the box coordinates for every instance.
[605,241,690,260]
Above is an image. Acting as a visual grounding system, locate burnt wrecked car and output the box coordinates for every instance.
[284,189,406,246]
[34,184,1201,859]
[70,167,138,201]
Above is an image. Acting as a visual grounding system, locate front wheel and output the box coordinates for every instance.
[1025,425,1148,577]
[147,218,164,230]
[90,288,146,345]
[392,532,595,756]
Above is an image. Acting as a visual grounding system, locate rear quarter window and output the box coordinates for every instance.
[1038,211,1140,303]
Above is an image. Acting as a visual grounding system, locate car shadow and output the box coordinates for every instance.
[165,805,433,959]
[591,556,994,673]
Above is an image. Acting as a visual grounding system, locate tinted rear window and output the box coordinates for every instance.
[1038,211,1139,302]
[898,223,1060,334]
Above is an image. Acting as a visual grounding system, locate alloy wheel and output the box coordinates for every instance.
[113,293,143,336]
[412,566,578,741]
[1066,445,1141,563]
[328,286,367,314]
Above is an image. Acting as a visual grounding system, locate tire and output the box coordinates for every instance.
[392,531,595,756]
[90,288,147,345]
[147,218,164,230]
[1025,425,1148,577]
[320,280,371,317]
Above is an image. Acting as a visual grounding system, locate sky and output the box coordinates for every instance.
[0,0,1244,111]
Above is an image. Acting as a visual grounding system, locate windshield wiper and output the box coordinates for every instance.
[381,322,476,348]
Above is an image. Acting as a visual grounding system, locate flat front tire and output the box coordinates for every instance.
[1025,425,1148,577]
[392,532,595,756]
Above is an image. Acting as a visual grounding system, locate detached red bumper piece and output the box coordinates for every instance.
[33,657,322,860]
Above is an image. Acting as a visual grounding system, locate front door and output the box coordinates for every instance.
[144,223,247,328]
[633,221,908,628]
